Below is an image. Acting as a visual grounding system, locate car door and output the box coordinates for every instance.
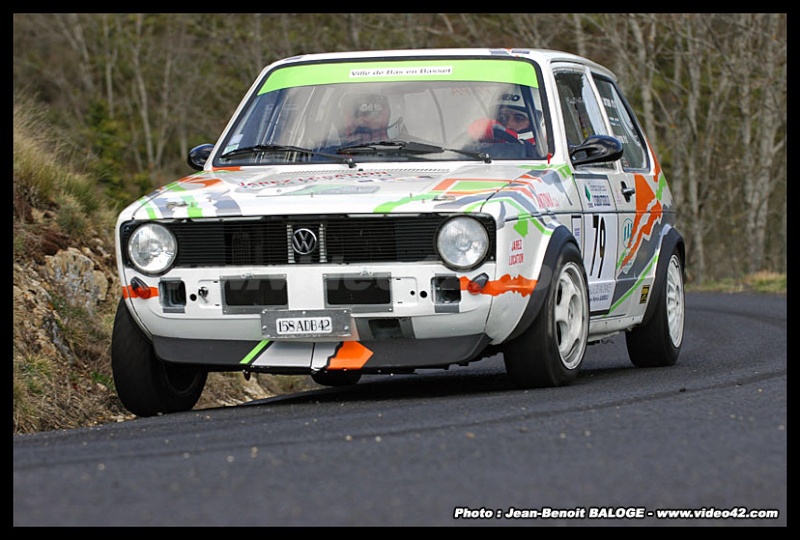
[552,64,623,318]
[590,74,656,320]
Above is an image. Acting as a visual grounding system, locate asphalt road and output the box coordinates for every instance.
[13,292,786,527]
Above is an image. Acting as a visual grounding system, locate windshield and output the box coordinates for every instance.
[215,58,550,166]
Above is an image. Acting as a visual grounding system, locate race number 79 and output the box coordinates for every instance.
[590,214,606,278]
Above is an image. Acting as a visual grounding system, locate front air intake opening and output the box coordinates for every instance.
[368,318,404,339]
[325,275,391,306]
[160,280,186,313]
[431,275,461,314]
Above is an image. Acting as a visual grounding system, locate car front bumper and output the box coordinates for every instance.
[121,260,537,371]
[152,333,493,373]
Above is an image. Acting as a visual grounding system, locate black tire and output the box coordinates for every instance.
[626,250,685,367]
[311,370,362,387]
[111,298,207,417]
[503,242,589,388]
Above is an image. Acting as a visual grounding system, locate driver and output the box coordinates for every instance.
[340,93,391,146]
[467,92,538,153]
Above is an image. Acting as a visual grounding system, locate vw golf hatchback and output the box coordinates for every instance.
[112,48,686,417]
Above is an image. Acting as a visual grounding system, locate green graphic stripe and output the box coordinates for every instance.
[461,199,552,238]
[463,196,527,215]
[240,340,270,365]
[452,180,509,191]
[516,163,571,178]
[606,253,658,316]
[656,172,668,198]
[137,197,159,219]
[260,59,538,94]
[373,193,439,213]
[515,213,555,237]
[182,195,203,218]
[163,181,188,192]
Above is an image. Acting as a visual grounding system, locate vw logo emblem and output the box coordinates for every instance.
[292,228,318,255]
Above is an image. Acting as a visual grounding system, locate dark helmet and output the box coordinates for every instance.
[494,91,534,140]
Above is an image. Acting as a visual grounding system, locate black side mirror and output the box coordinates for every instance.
[187,143,215,171]
[570,135,623,166]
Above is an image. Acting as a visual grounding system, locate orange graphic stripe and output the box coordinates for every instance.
[179,176,224,189]
[431,178,459,192]
[620,173,663,269]
[327,342,373,370]
[460,274,537,297]
[517,172,544,182]
[121,285,159,299]
[430,177,511,195]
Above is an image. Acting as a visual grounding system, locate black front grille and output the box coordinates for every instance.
[120,214,496,268]
[180,220,287,265]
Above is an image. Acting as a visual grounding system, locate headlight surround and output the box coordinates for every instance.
[436,216,490,270]
[127,223,177,275]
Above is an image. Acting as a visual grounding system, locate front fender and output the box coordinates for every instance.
[503,225,579,343]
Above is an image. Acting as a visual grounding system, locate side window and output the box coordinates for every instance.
[594,78,648,170]
[554,70,607,149]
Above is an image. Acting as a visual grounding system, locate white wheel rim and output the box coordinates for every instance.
[554,262,588,369]
[665,254,685,347]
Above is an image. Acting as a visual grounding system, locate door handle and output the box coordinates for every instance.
[620,181,635,202]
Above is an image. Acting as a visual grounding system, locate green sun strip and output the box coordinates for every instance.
[606,253,658,316]
[240,340,270,365]
[259,58,538,94]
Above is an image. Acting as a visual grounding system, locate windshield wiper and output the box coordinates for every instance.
[337,140,435,154]
[219,144,356,168]
[337,140,491,163]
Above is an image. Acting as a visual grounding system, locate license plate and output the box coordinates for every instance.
[277,316,332,335]
[261,309,351,339]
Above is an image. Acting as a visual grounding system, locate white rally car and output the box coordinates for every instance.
[112,48,685,417]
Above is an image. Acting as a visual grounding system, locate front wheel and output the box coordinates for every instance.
[626,250,685,367]
[111,299,207,417]
[503,243,589,388]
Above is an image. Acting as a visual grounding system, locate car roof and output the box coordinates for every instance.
[268,48,617,81]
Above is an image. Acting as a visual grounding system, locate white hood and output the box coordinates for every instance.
[125,162,560,220]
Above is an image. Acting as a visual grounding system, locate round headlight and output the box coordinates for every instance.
[437,216,489,270]
[127,223,177,275]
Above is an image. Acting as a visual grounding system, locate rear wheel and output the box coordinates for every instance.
[626,250,685,367]
[111,299,207,417]
[311,370,362,387]
[504,243,589,388]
